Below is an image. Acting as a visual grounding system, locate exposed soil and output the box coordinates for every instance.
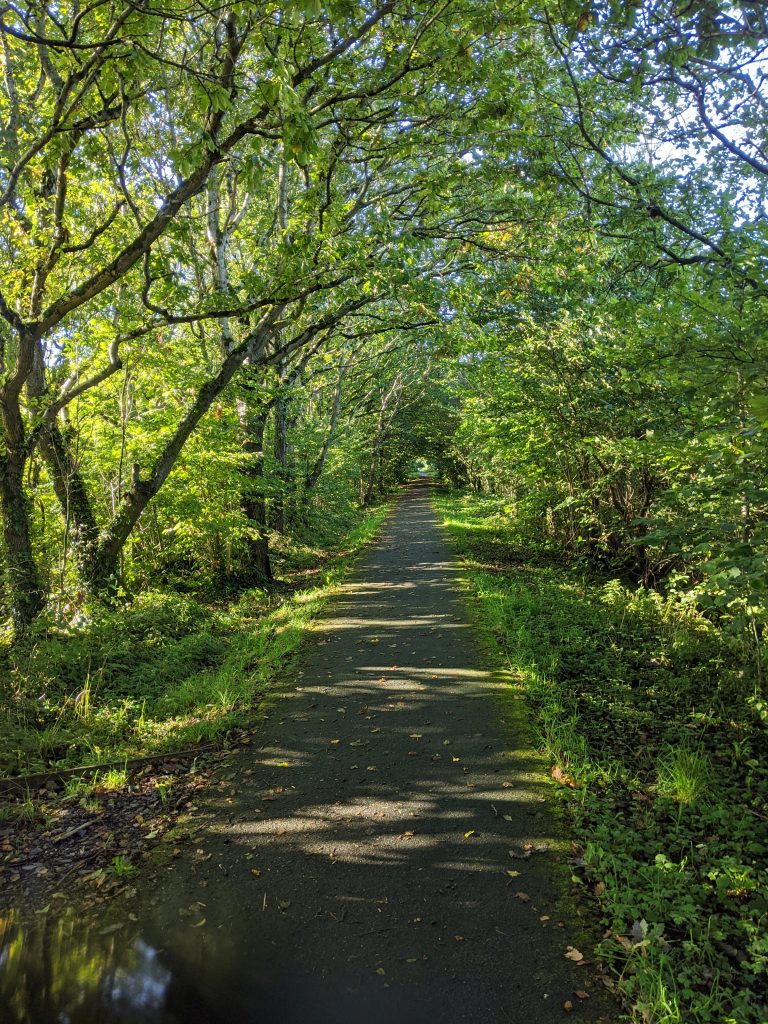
[0,751,224,914]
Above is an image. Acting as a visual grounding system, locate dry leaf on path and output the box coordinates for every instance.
[551,765,582,789]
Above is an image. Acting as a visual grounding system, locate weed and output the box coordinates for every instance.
[656,743,712,805]
[73,674,95,721]
[0,798,38,823]
[155,781,172,803]
[109,855,134,876]
[98,769,128,791]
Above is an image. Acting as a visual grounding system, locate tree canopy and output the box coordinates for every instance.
[0,0,765,655]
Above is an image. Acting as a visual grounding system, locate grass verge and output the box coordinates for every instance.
[434,491,768,1024]
[0,505,389,783]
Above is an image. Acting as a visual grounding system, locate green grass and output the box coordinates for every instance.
[0,505,388,780]
[655,743,713,806]
[435,491,768,1024]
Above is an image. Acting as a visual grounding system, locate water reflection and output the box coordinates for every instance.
[0,910,440,1023]
[1,912,174,1023]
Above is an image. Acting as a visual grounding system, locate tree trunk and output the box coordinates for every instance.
[38,422,101,578]
[0,452,45,631]
[240,405,272,581]
[26,336,103,592]
[272,389,289,533]
[363,428,386,506]
[82,319,277,597]
[270,159,291,533]
[0,331,45,632]
[305,357,346,493]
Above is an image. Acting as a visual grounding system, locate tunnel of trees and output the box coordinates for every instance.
[1,3,767,1022]
[0,0,765,637]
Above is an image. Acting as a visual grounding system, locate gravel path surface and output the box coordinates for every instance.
[137,481,615,1023]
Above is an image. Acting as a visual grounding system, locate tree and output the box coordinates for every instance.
[1,0,508,629]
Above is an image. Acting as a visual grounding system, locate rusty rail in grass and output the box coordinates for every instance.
[0,744,220,796]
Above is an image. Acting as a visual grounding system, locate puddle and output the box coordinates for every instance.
[0,908,432,1023]
[0,909,240,1023]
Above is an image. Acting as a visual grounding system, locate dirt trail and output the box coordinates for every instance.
[122,481,612,1023]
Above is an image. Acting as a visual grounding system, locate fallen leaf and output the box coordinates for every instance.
[594,881,606,897]
[191,918,206,928]
[574,990,590,1000]
[631,919,648,944]
[464,830,476,839]
[565,947,584,962]
[551,764,582,789]
[329,739,341,746]
[506,870,521,878]
[514,891,530,902]
[250,868,262,877]
[375,967,385,976]
[564,1000,573,1012]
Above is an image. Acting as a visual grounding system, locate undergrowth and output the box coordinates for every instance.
[435,491,768,1024]
[0,506,388,779]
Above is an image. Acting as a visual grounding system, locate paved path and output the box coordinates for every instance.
[138,482,612,1023]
